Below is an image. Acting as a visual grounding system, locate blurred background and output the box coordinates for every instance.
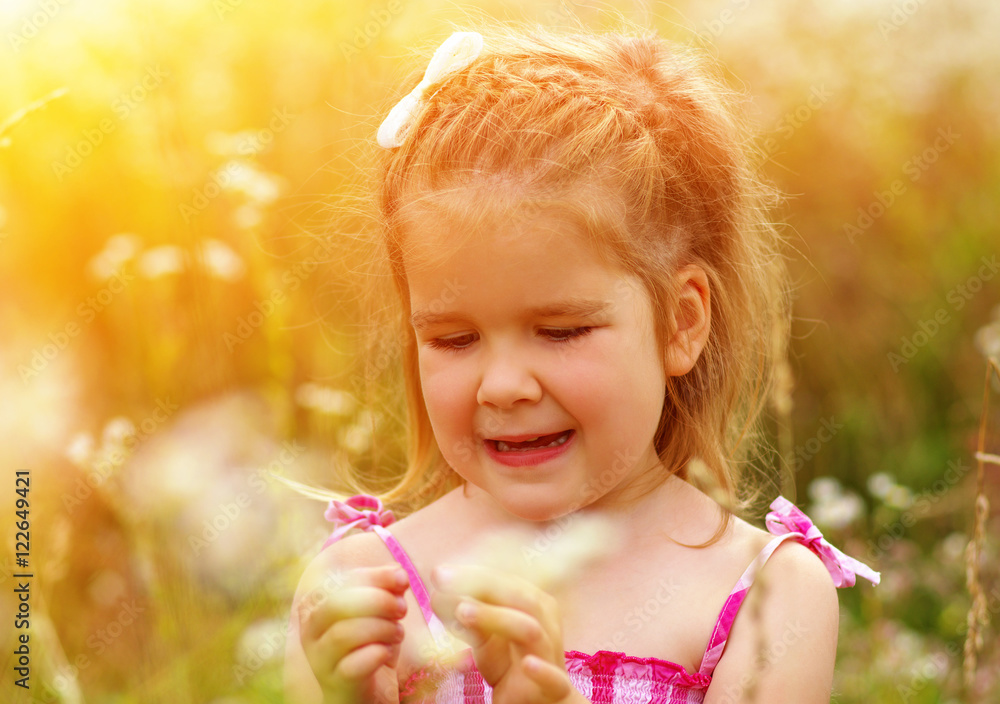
[1,0,999,702]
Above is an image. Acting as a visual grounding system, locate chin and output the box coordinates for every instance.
[497,492,575,524]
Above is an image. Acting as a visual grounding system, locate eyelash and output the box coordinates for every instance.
[426,327,594,352]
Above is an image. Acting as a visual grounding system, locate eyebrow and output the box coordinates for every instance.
[409,298,613,331]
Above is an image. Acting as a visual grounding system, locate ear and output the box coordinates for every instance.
[664,265,711,377]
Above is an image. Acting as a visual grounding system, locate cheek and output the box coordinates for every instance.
[547,354,618,421]
[421,366,482,470]
[634,347,667,425]
[419,357,471,430]
[581,338,664,428]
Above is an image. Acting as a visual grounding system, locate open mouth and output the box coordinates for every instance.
[488,430,574,453]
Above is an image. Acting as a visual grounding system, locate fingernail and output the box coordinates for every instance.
[433,565,455,589]
[393,569,409,588]
[456,601,475,623]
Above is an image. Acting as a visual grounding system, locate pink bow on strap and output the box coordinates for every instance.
[322,494,396,549]
[765,496,881,588]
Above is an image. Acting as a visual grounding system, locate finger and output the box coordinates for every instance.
[324,616,405,651]
[432,564,558,632]
[345,565,410,594]
[429,591,493,644]
[429,588,462,627]
[297,566,407,632]
[301,586,407,642]
[455,599,551,653]
[334,641,398,682]
[522,654,574,701]
[303,586,406,641]
[311,618,404,673]
[299,564,406,619]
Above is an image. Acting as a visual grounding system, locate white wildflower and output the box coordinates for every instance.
[233,203,262,229]
[867,472,894,499]
[295,383,356,415]
[809,476,865,529]
[974,318,1000,361]
[88,233,141,280]
[939,531,967,563]
[137,245,185,278]
[223,162,280,204]
[341,423,371,454]
[867,471,913,509]
[317,389,356,415]
[244,172,280,204]
[102,416,136,448]
[812,492,863,530]
[65,431,95,466]
[419,513,620,664]
[808,476,843,503]
[198,239,245,281]
[884,483,914,510]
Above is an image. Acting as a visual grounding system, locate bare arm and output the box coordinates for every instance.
[284,532,405,704]
[704,541,840,704]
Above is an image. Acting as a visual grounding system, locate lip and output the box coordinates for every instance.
[488,432,565,442]
[483,429,575,467]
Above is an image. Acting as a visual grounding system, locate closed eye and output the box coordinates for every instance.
[424,327,594,352]
[425,333,478,352]
[540,327,594,342]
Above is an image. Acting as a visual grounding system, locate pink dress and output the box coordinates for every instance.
[322,494,880,704]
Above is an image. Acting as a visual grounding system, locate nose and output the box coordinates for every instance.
[476,347,542,409]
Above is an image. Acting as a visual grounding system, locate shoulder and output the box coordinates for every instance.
[727,517,839,630]
[762,534,840,600]
[751,534,840,644]
[295,530,395,600]
[704,522,839,704]
[290,485,472,597]
[295,484,468,595]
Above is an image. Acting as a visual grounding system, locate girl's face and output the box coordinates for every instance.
[403,195,669,522]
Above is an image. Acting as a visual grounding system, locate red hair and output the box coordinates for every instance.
[343,23,789,530]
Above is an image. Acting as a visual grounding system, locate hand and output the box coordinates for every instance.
[296,565,409,704]
[430,564,582,704]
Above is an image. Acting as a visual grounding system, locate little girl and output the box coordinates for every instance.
[285,24,879,704]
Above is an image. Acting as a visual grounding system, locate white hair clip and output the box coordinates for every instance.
[376,31,484,149]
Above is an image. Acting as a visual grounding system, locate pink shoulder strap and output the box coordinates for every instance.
[322,495,453,650]
[696,532,799,676]
[696,495,880,678]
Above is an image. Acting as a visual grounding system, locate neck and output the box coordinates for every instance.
[460,469,695,546]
